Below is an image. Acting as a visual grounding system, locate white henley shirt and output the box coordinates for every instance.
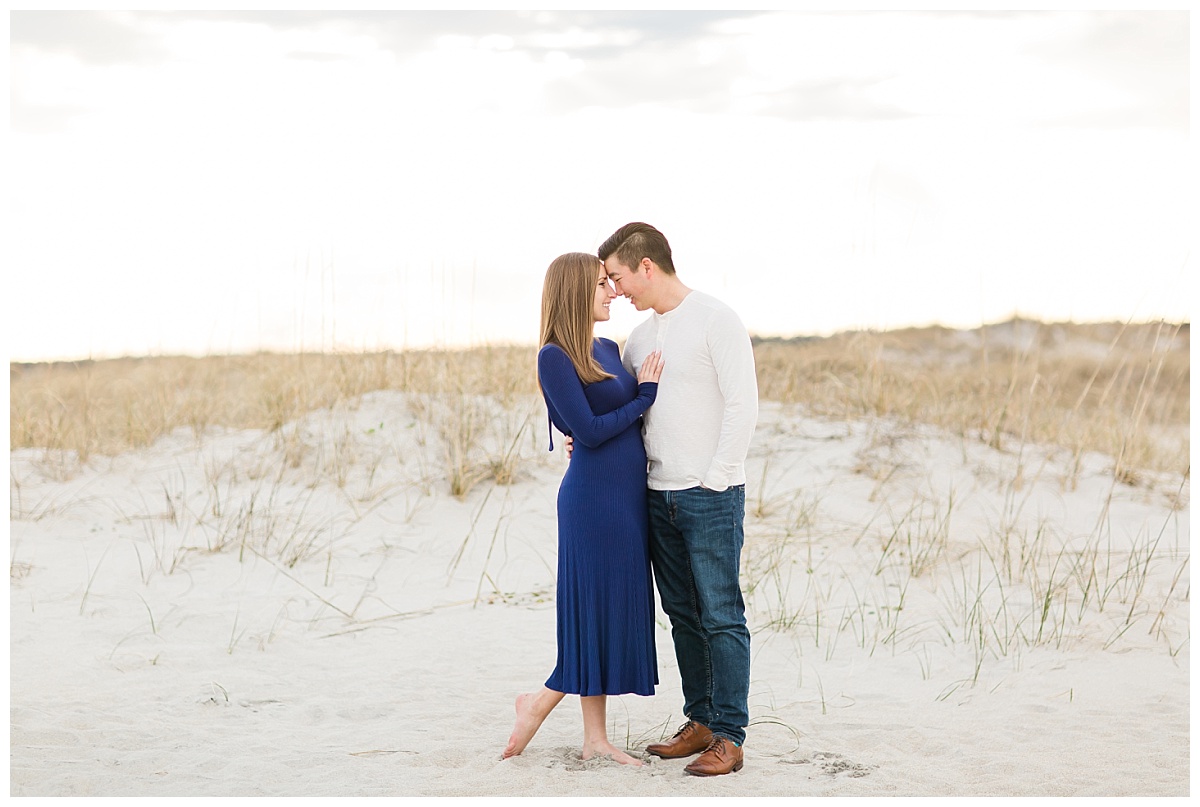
[621,290,759,492]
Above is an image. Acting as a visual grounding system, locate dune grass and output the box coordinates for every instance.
[753,318,1189,481]
[11,318,1189,479]
[9,317,1190,687]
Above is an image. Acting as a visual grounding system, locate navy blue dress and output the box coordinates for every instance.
[537,338,659,697]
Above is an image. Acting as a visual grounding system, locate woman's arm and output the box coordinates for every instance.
[538,345,658,449]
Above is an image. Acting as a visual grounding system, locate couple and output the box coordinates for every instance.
[502,223,759,776]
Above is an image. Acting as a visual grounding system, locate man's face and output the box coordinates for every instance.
[604,256,651,311]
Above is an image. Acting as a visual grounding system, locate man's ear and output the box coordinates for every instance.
[641,257,655,276]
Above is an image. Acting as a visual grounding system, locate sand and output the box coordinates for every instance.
[9,391,1189,796]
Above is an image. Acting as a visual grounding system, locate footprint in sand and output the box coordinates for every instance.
[541,747,654,772]
[782,751,875,778]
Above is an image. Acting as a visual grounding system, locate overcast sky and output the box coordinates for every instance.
[8,9,1192,361]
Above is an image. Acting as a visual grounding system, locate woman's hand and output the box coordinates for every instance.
[638,350,665,384]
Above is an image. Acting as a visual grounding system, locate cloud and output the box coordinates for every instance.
[17,10,1178,133]
[529,10,759,48]
[526,12,764,116]
[286,50,352,63]
[1024,11,1188,131]
[541,47,749,116]
[8,11,803,121]
[751,78,917,122]
[123,10,759,55]
[11,11,165,65]
[10,100,87,135]
[140,10,765,114]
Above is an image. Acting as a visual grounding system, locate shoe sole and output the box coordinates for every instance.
[684,760,744,776]
[646,748,706,759]
[646,736,713,759]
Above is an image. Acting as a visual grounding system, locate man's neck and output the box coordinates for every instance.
[652,278,692,315]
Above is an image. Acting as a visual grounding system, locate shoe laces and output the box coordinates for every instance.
[704,736,730,755]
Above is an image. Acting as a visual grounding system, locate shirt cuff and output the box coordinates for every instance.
[702,466,731,492]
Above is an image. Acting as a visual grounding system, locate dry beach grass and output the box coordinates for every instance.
[9,318,1190,796]
[11,318,1189,479]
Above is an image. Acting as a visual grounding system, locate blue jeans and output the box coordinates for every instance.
[647,485,750,745]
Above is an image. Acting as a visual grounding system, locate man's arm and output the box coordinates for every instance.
[702,308,759,491]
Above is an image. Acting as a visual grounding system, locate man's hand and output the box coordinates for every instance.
[565,435,573,459]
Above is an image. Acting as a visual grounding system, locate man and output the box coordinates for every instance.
[600,222,758,776]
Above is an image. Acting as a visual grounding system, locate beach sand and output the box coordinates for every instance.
[9,392,1189,796]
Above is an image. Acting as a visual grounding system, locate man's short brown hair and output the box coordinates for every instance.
[598,222,676,276]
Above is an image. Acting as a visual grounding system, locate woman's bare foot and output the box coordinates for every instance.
[581,740,644,767]
[503,691,556,758]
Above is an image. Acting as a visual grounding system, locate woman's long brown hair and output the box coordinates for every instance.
[539,252,614,385]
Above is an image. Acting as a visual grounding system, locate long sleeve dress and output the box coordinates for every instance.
[537,338,659,696]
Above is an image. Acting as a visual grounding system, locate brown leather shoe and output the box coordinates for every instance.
[645,721,714,759]
[684,736,744,776]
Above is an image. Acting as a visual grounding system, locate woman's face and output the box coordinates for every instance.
[592,261,617,322]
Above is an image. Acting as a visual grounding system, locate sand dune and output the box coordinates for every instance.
[9,389,1189,796]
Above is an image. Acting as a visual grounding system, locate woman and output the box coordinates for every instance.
[503,252,665,766]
